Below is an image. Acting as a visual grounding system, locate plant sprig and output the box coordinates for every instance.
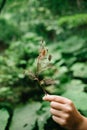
[25,41,55,95]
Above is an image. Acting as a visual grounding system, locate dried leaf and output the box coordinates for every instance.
[43,79,56,86]
[48,55,52,61]
[25,71,36,80]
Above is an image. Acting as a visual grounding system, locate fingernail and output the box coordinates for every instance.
[43,94,49,100]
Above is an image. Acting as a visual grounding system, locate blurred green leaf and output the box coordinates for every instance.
[58,36,85,53]
[62,80,87,110]
[10,102,41,130]
[71,63,87,78]
[10,102,50,130]
[0,109,9,130]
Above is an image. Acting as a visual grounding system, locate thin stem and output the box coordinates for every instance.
[36,78,48,95]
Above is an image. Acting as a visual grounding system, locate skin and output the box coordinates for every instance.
[43,94,87,130]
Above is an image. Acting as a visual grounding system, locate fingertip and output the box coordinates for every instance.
[42,95,45,100]
[42,94,50,100]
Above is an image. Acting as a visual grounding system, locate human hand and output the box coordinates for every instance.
[43,94,87,130]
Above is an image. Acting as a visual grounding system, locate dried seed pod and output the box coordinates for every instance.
[48,54,52,61]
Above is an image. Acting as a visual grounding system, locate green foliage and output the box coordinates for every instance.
[10,102,50,130]
[58,14,87,29]
[57,36,85,53]
[0,108,9,130]
[10,102,41,130]
[0,17,21,45]
[37,0,87,15]
[62,80,87,110]
[71,63,87,78]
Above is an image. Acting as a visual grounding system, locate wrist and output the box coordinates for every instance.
[75,116,87,130]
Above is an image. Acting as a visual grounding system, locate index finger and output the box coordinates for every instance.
[43,94,70,104]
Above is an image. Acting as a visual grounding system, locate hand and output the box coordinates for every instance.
[43,94,87,130]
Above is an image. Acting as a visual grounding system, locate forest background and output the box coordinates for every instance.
[0,0,87,130]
